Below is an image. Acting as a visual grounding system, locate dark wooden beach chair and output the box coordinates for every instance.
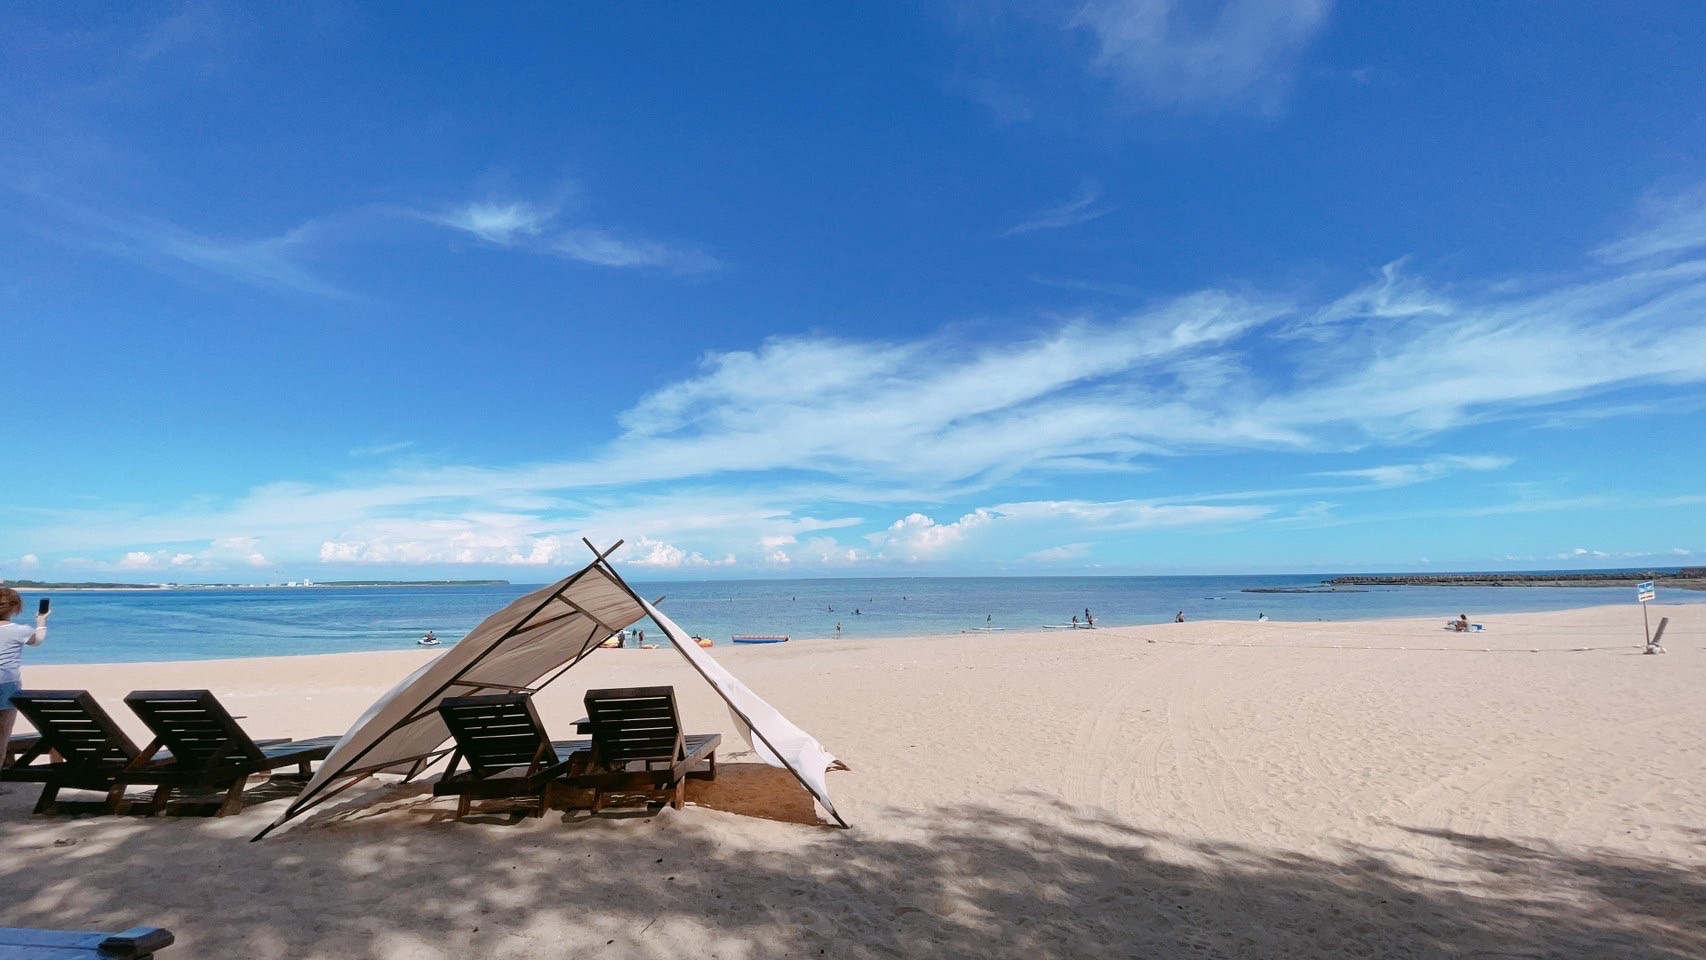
[577,686,720,812]
[120,690,341,816]
[3,731,41,768]
[0,924,174,958]
[434,693,591,819]
[0,691,166,814]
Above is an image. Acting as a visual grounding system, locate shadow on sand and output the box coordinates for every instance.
[3,781,1703,959]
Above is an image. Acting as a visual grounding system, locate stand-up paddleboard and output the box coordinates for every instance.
[1043,623,1095,629]
[732,634,790,644]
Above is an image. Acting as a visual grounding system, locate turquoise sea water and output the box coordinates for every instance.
[11,573,1702,665]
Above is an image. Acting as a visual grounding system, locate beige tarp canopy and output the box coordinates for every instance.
[255,543,846,839]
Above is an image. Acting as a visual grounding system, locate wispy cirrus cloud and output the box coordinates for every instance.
[1004,182,1117,236]
[349,441,415,458]
[419,195,721,274]
[129,218,344,295]
[1071,0,1334,112]
[1312,455,1512,488]
[1593,184,1706,265]
[60,201,348,297]
[555,228,722,273]
[422,200,556,245]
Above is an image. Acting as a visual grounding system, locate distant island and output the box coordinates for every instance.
[1,579,510,590]
[1318,568,1705,590]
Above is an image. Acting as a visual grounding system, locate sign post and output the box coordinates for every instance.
[1637,580,1655,649]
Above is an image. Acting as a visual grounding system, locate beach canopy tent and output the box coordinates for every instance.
[255,542,846,839]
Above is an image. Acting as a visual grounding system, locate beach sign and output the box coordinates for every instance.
[1637,580,1656,650]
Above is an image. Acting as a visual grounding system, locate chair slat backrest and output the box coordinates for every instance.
[123,690,265,770]
[9,691,139,768]
[583,686,685,767]
[438,694,550,778]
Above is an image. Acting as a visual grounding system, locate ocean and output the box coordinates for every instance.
[12,573,1701,665]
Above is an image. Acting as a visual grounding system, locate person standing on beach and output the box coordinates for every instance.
[0,588,49,766]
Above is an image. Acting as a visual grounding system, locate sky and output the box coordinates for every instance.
[3,2,1705,583]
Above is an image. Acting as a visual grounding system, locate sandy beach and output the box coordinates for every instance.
[3,603,1702,959]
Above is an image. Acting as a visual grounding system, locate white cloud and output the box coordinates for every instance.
[105,539,270,573]
[318,516,571,566]
[1594,185,1706,265]
[1004,182,1117,236]
[133,4,232,64]
[1071,0,1334,112]
[350,441,415,458]
[1312,455,1512,488]
[555,229,721,273]
[81,209,345,297]
[428,201,555,245]
[992,499,1272,529]
[417,194,720,274]
[1027,543,1092,562]
[871,510,997,560]
[618,537,736,569]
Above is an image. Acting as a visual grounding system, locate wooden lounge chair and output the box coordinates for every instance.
[0,690,165,814]
[3,731,41,768]
[0,925,174,958]
[120,690,341,816]
[577,686,720,813]
[434,693,590,819]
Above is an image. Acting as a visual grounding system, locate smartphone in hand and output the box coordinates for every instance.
[37,597,50,615]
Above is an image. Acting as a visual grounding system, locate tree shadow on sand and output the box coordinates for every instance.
[3,783,1703,959]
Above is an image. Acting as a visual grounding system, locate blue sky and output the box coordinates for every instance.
[4,2,1705,582]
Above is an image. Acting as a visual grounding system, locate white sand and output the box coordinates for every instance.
[3,603,1703,958]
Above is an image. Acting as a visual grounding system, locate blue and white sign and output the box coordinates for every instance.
[1637,580,1656,603]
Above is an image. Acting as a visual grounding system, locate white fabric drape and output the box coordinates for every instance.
[643,599,847,827]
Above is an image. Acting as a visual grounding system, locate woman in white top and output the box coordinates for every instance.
[0,586,50,766]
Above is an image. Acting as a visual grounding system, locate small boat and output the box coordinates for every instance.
[731,634,790,644]
[417,638,440,646]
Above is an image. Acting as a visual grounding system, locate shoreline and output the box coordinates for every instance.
[19,599,1692,668]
